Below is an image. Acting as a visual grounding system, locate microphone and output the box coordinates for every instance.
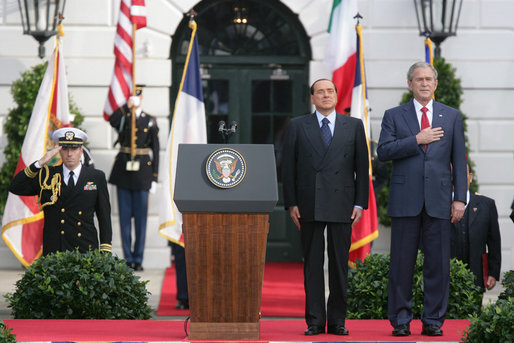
[229,121,238,134]
[218,120,226,133]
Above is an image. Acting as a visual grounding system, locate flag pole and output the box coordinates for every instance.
[130,22,137,160]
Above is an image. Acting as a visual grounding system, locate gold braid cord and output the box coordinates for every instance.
[100,243,112,253]
[38,165,61,210]
[24,166,38,178]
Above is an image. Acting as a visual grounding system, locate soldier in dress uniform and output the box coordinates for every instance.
[9,127,112,255]
[109,85,159,271]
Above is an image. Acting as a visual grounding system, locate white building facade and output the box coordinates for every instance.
[0,0,512,272]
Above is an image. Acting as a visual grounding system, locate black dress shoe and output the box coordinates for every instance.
[125,262,134,269]
[392,323,411,336]
[327,324,349,335]
[175,299,189,310]
[421,324,443,336]
[134,263,144,271]
[304,325,324,335]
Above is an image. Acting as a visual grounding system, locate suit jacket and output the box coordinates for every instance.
[451,192,502,288]
[377,100,467,219]
[281,112,369,223]
[109,104,159,190]
[9,163,112,255]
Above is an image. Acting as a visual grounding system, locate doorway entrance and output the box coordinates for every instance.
[170,0,312,261]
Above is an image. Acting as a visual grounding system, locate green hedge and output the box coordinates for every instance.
[460,270,514,342]
[5,250,153,319]
[347,253,482,319]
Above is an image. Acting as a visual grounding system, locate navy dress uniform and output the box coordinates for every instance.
[109,86,159,270]
[9,128,112,255]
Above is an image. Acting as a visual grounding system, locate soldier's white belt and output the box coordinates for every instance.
[119,147,150,155]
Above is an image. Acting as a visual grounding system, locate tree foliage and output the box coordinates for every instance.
[0,62,84,214]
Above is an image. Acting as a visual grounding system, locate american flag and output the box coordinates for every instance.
[103,0,146,121]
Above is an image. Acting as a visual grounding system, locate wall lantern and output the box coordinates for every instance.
[414,0,463,57]
[17,0,67,58]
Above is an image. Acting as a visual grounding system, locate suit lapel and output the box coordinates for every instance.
[303,112,327,157]
[401,100,424,154]
[330,113,348,149]
[401,100,421,136]
[65,165,87,199]
[467,192,479,228]
[431,101,445,131]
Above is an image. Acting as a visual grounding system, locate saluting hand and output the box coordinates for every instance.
[351,207,363,228]
[289,206,301,230]
[38,146,62,166]
[416,126,444,145]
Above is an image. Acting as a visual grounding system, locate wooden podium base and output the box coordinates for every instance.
[190,322,259,340]
[183,213,269,340]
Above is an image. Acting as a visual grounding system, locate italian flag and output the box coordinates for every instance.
[325,0,358,114]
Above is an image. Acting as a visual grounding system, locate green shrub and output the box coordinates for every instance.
[498,270,514,301]
[0,320,16,343]
[347,252,482,319]
[5,250,152,319]
[460,298,514,343]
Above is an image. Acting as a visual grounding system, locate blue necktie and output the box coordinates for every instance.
[321,117,332,147]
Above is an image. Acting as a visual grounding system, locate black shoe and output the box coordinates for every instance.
[304,325,324,335]
[175,299,189,310]
[327,324,349,335]
[134,263,144,271]
[125,262,134,269]
[392,323,411,336]
[421,324,443,336]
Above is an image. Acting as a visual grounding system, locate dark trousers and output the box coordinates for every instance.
[301,221,352,327]
[388,208,451,328]
[171,243,188,301]
[117,187,149,264]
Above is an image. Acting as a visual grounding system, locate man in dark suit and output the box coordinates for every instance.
[9,128,112,255]
[282,79,369,336]
[109,85,159,271]
[450,163,501,305]
[377,62,467,337]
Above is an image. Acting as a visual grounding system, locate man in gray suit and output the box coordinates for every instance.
[377,62,467,337]
[282,79,369,336]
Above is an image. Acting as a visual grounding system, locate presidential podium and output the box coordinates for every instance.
[174,144,278,340]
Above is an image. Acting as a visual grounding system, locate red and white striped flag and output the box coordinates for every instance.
[1,26,71,266]
[103,0,146,121]
[325,0,379,266]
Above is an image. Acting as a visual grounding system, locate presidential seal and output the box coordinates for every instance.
[206,148,246,188]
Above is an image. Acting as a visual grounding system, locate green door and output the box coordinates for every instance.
[170,0,313,262]
[202,67,308,261]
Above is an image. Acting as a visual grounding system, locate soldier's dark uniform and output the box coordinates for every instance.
[108,91,159,270]
[9,131,112,255]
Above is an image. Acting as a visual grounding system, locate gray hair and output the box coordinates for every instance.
[407,62,438,81]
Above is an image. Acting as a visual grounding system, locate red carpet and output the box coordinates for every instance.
[4,319,470,342]
[157,262,305,317]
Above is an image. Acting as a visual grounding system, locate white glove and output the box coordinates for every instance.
[129,95,141,108]
[149,181,157,194]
